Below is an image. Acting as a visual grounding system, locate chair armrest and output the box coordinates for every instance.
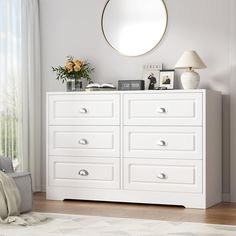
[0,156,14,173]
[8,172,33,213]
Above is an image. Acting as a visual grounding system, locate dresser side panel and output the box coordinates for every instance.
[205,91,222,207]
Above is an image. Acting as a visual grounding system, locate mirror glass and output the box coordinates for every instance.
[102,0,168,56]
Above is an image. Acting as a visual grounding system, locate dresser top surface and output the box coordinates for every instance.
[47,89,221,96]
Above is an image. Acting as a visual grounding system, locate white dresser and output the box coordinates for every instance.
[46,90,222,209]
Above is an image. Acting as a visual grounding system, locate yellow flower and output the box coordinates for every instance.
[65,61,74,72]
[74,65,81,72]
[75,60,82,66]
[74,60,82,72]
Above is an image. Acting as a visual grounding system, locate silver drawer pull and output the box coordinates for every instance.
[80,108,88,114]
[157,173,167,180]
[78,169,89,176]
[157,107,166,113]
[158,140,167,146]
[79,139,88,145]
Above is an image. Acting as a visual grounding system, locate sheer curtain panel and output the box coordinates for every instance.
[0,0,41,191]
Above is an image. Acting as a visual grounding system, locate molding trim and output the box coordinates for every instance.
[38,191,232,202]
[230,0,236,202]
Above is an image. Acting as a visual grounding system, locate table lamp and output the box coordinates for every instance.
[175,50,207,89]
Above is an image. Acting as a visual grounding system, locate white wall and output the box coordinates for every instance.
[39,0,231,196]
[230,0,236,202]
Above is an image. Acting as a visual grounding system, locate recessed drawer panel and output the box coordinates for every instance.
[49,126,120,157]
[124,159,202,193]
[124,93,203,126]
[48,94,120,125]
[124,127,202,159]
[49,157,120,189]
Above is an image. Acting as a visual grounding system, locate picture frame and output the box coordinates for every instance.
[142,64,163,90]
[159,70,175,89]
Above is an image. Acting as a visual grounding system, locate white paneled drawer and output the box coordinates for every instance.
[49,157,120,189]
[124,126,202,159]
[48,94,120,125]
[48,126,120,157]
[124,93,203,126]
[124,159,202,193]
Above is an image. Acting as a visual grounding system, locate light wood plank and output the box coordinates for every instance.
[33,193,236,225]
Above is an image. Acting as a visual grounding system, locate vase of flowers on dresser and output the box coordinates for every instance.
[52,56,94,92]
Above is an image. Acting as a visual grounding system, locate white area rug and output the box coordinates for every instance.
[0,212,236,236]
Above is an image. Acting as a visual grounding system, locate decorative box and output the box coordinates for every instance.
[118,80,145,91]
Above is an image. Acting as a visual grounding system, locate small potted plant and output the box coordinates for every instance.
[52,56,94,91]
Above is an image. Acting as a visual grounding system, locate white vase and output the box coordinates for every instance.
[181,71,200,89]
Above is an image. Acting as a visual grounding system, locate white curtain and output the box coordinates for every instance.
[0,0,41,191]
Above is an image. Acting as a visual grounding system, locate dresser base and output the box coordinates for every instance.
[46,187,221,209]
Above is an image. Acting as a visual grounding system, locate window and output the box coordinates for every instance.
[0,0,41,190]
[0,0,22,169]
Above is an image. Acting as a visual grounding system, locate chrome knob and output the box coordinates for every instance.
[157,173,166,180]
[79,139,88,145]
[158,140,167,146]
[80,108,88,114]
[157,107,166,113]
[78,169,89,176]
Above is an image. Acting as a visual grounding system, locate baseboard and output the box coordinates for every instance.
[222,193,231,202]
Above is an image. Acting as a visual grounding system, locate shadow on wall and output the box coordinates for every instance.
[197,66,230,195]
[230,63,236,201]
[211,68,230,196]
[221,94,230,195]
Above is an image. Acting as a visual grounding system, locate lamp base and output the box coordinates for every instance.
[181,71,200,89]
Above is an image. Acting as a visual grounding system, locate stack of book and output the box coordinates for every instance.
[85,83,116,91]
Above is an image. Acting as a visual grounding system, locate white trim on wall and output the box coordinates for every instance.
[230,0,236,202]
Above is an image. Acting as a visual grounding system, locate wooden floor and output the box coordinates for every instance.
[33,193,236,225]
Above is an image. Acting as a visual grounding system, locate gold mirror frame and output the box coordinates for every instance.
[101,0,168,57]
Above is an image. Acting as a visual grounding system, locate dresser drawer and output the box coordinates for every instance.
[48,126,120,157]
[48,157,120,189]
[124,93,203,126]
[124,126,202,159]
[48,94,120,125]
[124,159,202,193]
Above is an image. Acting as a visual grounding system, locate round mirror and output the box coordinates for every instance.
[102,0,168,57]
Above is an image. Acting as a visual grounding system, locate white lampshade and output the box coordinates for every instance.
[175,50,207,69]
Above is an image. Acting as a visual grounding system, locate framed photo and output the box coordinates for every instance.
[142,64,163,90]
[159,70,175,89]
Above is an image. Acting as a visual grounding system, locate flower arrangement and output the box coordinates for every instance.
[52,56,94,83]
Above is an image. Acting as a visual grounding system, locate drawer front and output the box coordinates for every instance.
[48,94,120,125]
[48,157,120,189]
[124,126,202,159]
[49,126,120,157]
[124,93,203,126]
[124,159,202,193]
